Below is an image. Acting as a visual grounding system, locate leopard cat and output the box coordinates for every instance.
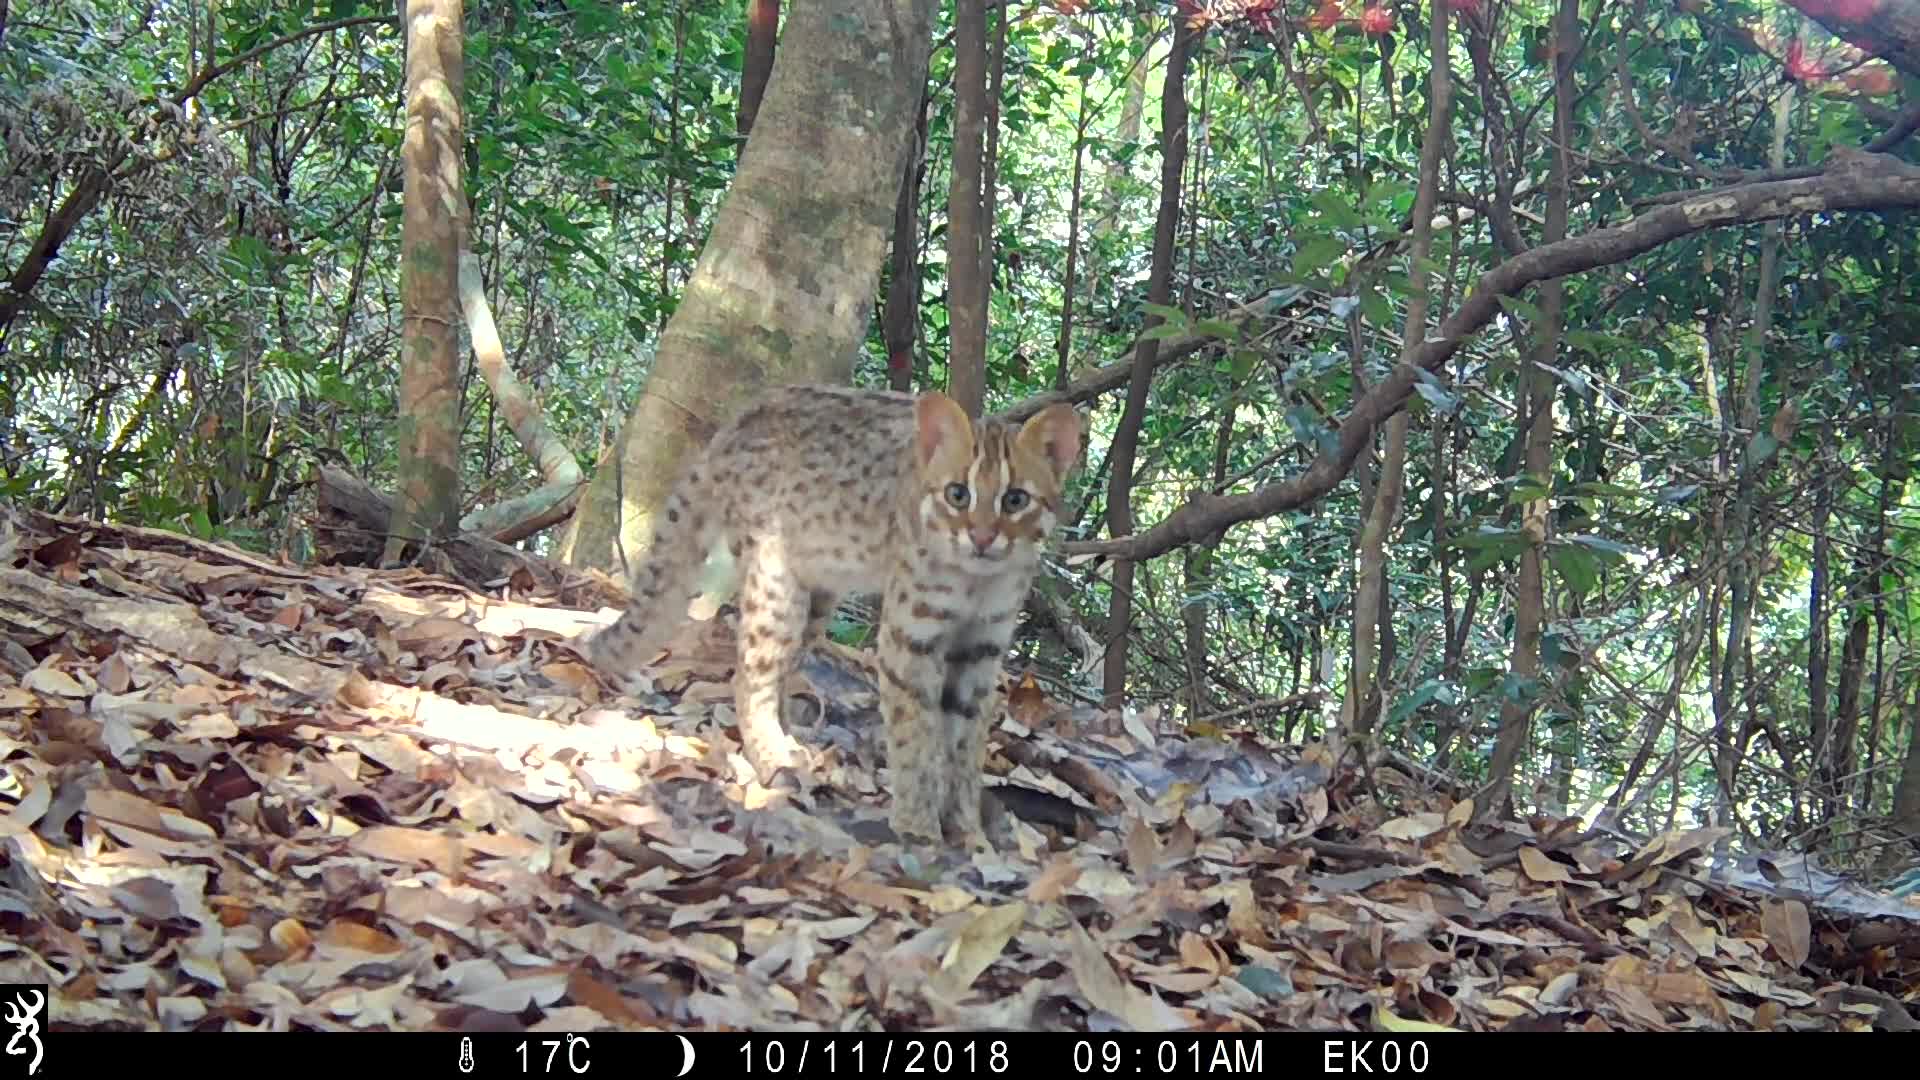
[584,383,1082,849]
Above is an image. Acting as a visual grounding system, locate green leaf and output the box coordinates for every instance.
[1387,677,1459,728]
[1535,361,1592,400]
[1549,545,1600,599]
[1140,322,1187,342]
[1310,190,1364,230]
[1140,301,1189,326]
[1411,370,1458,414]
[1497,295,1543,325]
[1573,481,1643,500]
[1195,318,1241,341]
[1359,289,1395,328]
[1284,406,1331,451]
[1564,534,1638,560]
[1293,234,1348,275]
[1508,479,1552,505]
[1499,672,1542,705]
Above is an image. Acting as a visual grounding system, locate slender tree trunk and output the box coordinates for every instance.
[884,92,931,392]
[1606,580,1710,815]
[1482,0,1576,818]
[658,5,689,335]
[1102,16,1197,708]
[738,0,781,135]
[1083,28,1152,310]
[1344,6,1451,752]
[388,0,468,563]
[1182,408,1234,721]
[1891,682,1920,841]
[981,0,1007,289]
[1862,427,1899,811]
[1714,87,1795,828]
[946,0,989,417]
[559,0,937,574]
[1808,443,1833,819]
[1831,606,1870,817]
[1054,69,1091,391]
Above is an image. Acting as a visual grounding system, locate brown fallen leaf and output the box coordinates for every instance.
[1377,812,1447,841]
[270,918,314,959]
[24,665,87,698]
[1064,917,1185,1030]
[1177,930,1227,975]
[320,918,406,954]
[85,787,216,841]
[1006,671,1058,728]
[925,901,1027,1001]
[1223,879,1275,948]
[1518,845,1574,884]
[1125,817,1163,878]
[348,825,464,876]
[1024,854,1083,904]
[1760,897,1811,969]
[566,967,654,1026]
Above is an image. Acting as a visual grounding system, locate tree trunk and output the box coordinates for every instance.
[1862,432,1899,811]
[1101,16,1196,708]
[738,0,781,135]
[1344,6,1451,752]
[1891,682,1920,841]
[946,0,989,417]
[1482,0,1576,818]
[1181,407,1234,721]
[1713,87,1795,828]
[1830,606,1870,818]
[558,0,937,575]
[388,0,468,563]
[883,91,930,392]
[1055,70,1092,391]
[1809,444,1833,819]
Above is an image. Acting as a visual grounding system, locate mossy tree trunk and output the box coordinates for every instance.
[387,0,467,564]
[559,0,936,577]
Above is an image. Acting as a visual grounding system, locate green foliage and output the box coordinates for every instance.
[6,0,1919,848]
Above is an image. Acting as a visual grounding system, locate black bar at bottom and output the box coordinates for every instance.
[36,1028,1820,1077]
[32,1031,1448,1077]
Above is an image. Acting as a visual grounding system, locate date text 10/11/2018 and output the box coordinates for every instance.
[730,1036,1431,1076]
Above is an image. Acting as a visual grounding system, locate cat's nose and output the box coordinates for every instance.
[968,526,999,554]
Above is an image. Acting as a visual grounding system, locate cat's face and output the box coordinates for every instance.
[912,394,1083,576]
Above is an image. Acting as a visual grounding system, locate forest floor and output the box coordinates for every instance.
[0,505,1915,1033]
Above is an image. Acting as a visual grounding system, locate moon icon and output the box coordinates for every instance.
[676,1034,696,1077]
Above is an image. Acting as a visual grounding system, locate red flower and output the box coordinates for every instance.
[1784,38,1828,82]
[1360,4,1393,35]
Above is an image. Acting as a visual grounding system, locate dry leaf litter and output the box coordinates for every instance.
[0,507,1915,1034]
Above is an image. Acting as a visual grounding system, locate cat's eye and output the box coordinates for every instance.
[945,482,970,508]
[1002,489,1030,512]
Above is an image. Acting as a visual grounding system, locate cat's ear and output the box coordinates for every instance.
[1016,403,1083,479]
[914,392,976,471]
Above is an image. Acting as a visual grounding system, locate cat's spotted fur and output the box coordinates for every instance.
[585,384,1082,849]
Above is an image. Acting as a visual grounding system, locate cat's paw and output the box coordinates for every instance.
[887,805,943,849]
[743,729,811,785]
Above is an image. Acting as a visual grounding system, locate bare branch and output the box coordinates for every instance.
[1062,151,1920,563]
